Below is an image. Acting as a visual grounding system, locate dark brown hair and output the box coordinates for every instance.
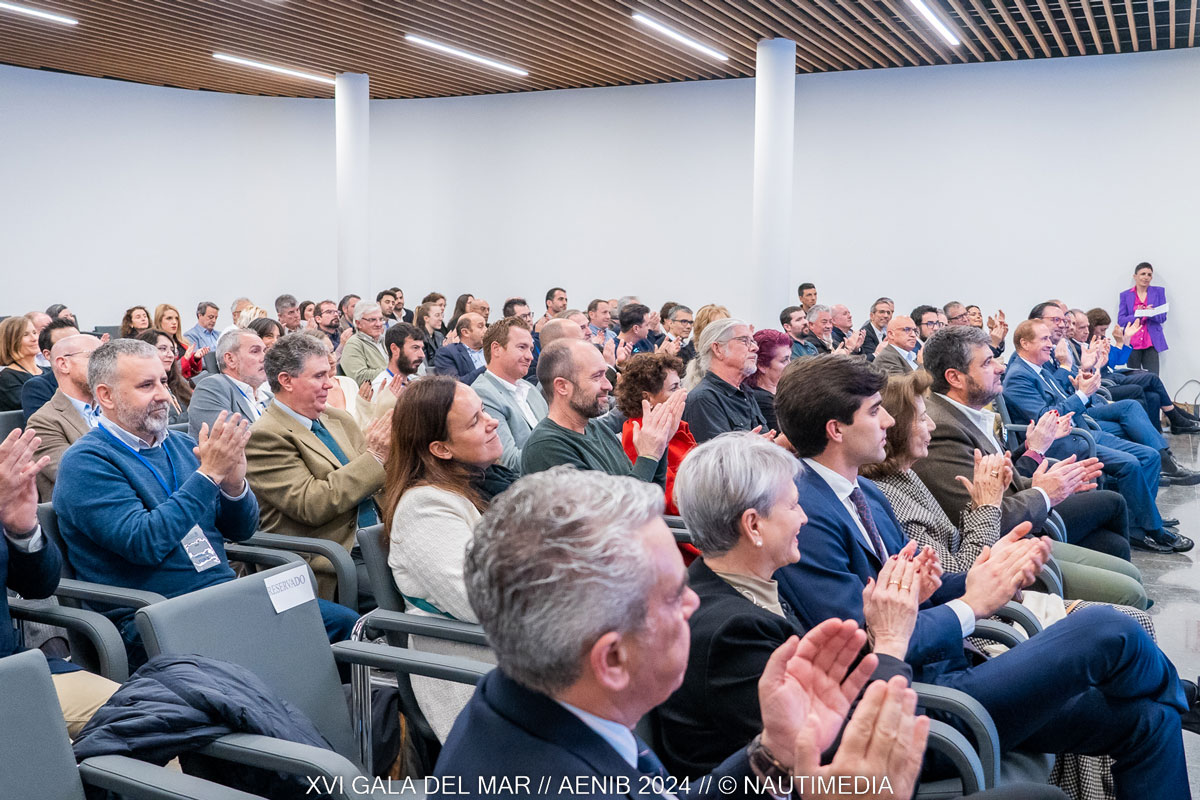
[775,355,888,458]
[860,371,932,481]
[382,377,487,542]
[613,353,684,419]
[136,329,194,405]
[119,306,151,339]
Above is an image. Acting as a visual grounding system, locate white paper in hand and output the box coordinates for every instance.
[264,565,315,614]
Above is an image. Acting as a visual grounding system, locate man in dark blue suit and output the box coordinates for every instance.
[20,317,80,421]
[436,468,935,799]
[433,312,486,384]
[773,355,1196,799]
[1003,318,1192,553]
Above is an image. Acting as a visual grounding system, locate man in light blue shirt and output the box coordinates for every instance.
[183,300,220,351]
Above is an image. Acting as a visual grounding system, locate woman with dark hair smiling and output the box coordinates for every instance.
[1117,262,1168,375]
[743,328,792,433]
[382,375,513,740]
[135,329,191,424]
[614,352,694,516]
[248,317,285,351]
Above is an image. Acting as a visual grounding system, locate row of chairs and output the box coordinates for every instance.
[9,506,1062,799]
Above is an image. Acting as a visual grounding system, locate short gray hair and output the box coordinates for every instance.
[806,304,831,323]
[668,304,693,320]
[683,317,745,389]
[922,325,991,394]
[264,332,329,393]
[230,297,251,316]
[275,294,298,313]
[465,467,663,695]
[674,433,801,556]
[216,329,254,373]
[870,297,894,314]
[353,301,381,323]
[88,338,157,394]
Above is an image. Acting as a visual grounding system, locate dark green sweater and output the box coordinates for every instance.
[521,416,666,486]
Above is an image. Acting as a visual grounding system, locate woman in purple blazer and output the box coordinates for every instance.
[1118,262,1168,374]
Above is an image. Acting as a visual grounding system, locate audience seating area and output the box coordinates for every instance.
[3,284,1197,800]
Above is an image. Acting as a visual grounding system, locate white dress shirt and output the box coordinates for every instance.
[491,371,541,429]
[226,375,265,421]
[803,458,976,637]
[936,393,1051,514]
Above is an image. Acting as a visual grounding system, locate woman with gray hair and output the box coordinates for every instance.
[656,432,919,778]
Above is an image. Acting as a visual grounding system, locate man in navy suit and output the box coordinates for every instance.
[433,312,487,384]
[1003,318,1193,553]
[772,354,1195,799]
[436,467,934,799]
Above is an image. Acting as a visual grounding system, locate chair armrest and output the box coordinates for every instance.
[54,578,165,609]
[1039,514,1065,543]
[358,609,488,647]
[9,598,130,683]
[199,733,365,798]
[913,682,1000,789]
[991,601,1042,637]
[1069,427,1096,458]
[246,532,358,612]
[224,543,305,569]
[924,719,985,796]
[80,755,262,800]
[1035,555,1065,597]
[973,619,1027,648]
[332,640,493,685]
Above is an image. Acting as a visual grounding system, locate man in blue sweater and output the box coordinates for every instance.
[1,427,118,737]
[54,339,357,668]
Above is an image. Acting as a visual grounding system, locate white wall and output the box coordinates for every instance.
[0,65,336,328]
[4,47,1200,390]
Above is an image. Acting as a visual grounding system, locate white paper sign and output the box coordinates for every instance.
[264,565,316,614]
[1135,303,1168,318]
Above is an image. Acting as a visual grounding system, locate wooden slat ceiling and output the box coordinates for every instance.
[0,0,1191,99]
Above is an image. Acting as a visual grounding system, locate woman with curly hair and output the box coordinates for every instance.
[118,306,151,339]
[615,352,695,517]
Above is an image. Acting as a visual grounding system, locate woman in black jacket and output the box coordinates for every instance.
[655,432,919,778]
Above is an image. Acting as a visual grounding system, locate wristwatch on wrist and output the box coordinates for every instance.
[747,734,790,782]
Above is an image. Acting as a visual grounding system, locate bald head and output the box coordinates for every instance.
[539,317,585,349]
[831,304,853,333]
[886,315,918,352]
[52,333,101,398]
[26,311,51,334]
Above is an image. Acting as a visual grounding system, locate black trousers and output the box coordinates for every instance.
[1054,488,1131,560]
[1126,347,1160,375]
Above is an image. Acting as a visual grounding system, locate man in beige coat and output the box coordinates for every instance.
[246,333,391,603]
[28,334,102,501]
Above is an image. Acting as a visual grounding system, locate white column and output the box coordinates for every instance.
[336,73,370,297]
[750,39,797,331]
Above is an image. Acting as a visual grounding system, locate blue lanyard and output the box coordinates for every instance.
[99,425,178,495]
[228,378,260,415]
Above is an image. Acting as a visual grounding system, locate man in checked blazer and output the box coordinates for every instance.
[770,354,1195,799]
[245,333,390,603]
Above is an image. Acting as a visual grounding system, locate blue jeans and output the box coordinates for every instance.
[1089,398,1167,451]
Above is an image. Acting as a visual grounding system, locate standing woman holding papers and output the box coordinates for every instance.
[1118,262,1168,374]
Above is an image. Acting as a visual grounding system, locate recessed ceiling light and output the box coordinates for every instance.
[405,34,528,77]
[212,53,336,86]
[0,1,77,26]
[632,13,728,61]
[906,0,962,46]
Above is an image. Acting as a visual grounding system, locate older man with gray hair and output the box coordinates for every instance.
[799,304,836,356]
[245,332,391,603]
[187,328,267,440]
[338,301,388,386]
[682,318,767,443]
[435,466,932,799]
